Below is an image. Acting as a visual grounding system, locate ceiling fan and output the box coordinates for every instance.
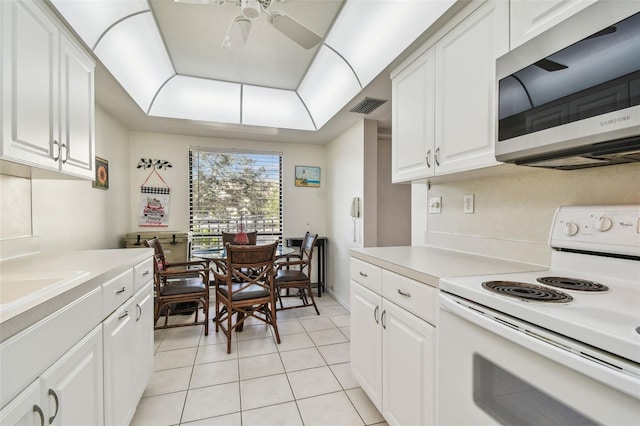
[175,0,322,50]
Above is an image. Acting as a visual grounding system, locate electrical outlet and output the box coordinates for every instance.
[464,194,474,214]
[428,196,442,214]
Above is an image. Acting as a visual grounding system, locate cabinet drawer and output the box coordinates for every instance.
[133,258,153,293]
[382,270,436,325]
[350,258,382,294]
[102,269,133,318]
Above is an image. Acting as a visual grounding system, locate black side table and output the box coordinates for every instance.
[285,236,327,297]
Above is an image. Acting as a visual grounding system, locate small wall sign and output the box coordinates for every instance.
[295,165,320,187]
[92,156,109,190]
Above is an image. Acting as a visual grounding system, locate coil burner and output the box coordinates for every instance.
[482,281,573,303]
[536,277,609,292]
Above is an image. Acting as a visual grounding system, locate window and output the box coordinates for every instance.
[189,148,283,250]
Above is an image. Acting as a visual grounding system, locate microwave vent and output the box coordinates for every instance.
[349,97,387,115]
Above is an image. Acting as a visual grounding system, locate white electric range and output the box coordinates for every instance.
[438,205,640,425]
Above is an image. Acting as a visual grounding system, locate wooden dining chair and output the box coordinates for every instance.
[222,231,258,245]
[274,232,320,315]
[213,242,281,354]
[144,236,207,274]
[151,253,210,334]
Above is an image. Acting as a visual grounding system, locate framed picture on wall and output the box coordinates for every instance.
[92,156,109,190]
[295,166,320,187]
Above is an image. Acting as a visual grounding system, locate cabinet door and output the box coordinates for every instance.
[40,326,104,426]
[391,49,435,183]
[434,0,508,175]
[58,35,95,179]
[382,300,436,426]
[132,282,154,401]
[510,0,596,49]
[0,381,44,426]
[1,0,59,171]
[103,297,136,426]
[350,281,383,411]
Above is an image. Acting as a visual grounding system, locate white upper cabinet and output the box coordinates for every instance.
[1,0,95,179]
[391,0,508,182]
[391,49,436,182]
[434,0,508,175]
[510,0,597,49]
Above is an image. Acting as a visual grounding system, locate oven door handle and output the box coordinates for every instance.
[439,292,640,399]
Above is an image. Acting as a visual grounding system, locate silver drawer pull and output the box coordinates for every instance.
[142,270,150,276]
[359,271,368,277]
[118,310,129,320]
[397,289,411,297]
[116,286,126,294]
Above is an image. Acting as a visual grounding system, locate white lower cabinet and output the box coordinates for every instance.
[350,259,437,426]
[0,326,103,426]
[0,380,43,426]
[350,281,383,408]
[132,282,154,401]
[104,280,153,426]
[382,300,435,426]
[0,256,154,426]
[41,326,104,425]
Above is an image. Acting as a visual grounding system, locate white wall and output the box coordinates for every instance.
[325,121,365,307]
[128,132,327,241]
[0,106,132,256]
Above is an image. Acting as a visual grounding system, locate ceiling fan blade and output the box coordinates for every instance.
[534,58,568,72]
[223,16,253,49]
[174,0,221,4]
[267,10,321,49]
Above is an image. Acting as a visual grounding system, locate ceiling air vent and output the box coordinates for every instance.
[349,97,387,115]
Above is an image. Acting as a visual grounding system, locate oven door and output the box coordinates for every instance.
[438,292,640,426]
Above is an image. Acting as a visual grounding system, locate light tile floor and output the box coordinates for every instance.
[131,292,387,426]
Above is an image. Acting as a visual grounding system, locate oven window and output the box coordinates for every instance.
[472,354,598,426]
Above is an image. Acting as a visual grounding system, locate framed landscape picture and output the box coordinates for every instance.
[92,156,109,189]
[295,166,320,187]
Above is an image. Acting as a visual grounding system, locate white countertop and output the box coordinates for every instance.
[350,246,546,287]
[0,248,152,341]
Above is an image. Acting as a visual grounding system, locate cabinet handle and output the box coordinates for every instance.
[374,305,380,324]
[33,405,45,426]
[115,287,126,294]
[48,389,59,424]
[136,303,142,321]
[435,147,440,167]
[426,149,431,168]
[118,310,129,320]
[359,271,368,278]
[397,289,411,298]
[142,270,150,276]
[61,143,69,164]
[381,310,386,329]
[52,140,61,161]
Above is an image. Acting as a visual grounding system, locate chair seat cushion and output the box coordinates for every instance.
[160,278,206,296]
[275,270,308,283]
[218,283,270,301]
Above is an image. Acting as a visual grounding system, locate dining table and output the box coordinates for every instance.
[192,244,296,281]
[192,244,295,328]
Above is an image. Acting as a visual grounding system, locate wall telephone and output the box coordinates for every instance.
[350,197,360,218]
[350,197,360,242]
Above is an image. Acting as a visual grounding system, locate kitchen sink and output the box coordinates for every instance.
[0,270,89,305]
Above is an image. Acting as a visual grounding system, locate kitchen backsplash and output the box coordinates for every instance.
[422,162,640,266]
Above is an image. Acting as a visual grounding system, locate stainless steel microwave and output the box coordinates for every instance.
[495,1,640,170]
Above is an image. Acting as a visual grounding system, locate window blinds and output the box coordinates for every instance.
[189,148,283,250]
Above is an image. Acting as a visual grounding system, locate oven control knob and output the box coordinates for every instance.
[593,216,613,232]
[563,221,579,236]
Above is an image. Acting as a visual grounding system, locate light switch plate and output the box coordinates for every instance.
[428,196,442,214]
[464,194,474,214]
